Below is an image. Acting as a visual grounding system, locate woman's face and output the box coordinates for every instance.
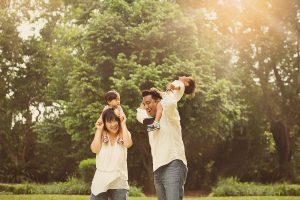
[105,119,119,134]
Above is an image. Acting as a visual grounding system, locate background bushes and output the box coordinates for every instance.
[211,177,300,196]
[0,180,144,196]
[78,159,96,184]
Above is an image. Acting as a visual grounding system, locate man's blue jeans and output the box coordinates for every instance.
[154,159,188,200]
[90,189,128,200]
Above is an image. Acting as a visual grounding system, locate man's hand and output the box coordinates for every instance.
[166,83,175,91]
[166,83,180,91]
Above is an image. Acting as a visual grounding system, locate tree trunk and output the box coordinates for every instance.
[140,141,155,194]
[144,163,154,194]
[270,120,292,180]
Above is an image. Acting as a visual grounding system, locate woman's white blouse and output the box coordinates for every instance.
[91,134,129,195]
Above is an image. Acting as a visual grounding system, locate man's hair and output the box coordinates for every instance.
[184,78,196,95]
[142,89,162,100]
[104,90,119,104]
[102,108,121,132]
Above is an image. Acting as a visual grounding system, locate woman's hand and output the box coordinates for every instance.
[91,117,104,154]
[120,113,126,125]
[95,117,104,129]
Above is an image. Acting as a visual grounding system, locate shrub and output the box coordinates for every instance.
[0,178,89,195]
[37,177,90,195]
[0,183,15,193]
[78,158,96,183]
[0,178,145,196]
[0,183,34,194]
[211,177,300,196]
[128,185,145,197]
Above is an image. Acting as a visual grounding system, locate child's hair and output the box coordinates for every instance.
[104,90,120,104]
[172,72,195,95]
[102,108,121,132]
[142,88,163,100]
[184,77,196,95]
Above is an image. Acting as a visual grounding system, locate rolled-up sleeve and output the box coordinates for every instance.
[172,80,185,102]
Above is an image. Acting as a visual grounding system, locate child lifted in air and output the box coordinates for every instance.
[147,75,196,132]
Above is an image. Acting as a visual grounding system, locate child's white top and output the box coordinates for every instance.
[91,134,129,195]
[136,80,186,171]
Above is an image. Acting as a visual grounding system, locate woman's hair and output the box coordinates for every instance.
[102,108,121,132]
[104,90,120,104]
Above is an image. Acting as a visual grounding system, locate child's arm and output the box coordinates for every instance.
[154,102,163,122]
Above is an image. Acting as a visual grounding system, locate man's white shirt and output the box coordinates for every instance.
[136,80,187,171]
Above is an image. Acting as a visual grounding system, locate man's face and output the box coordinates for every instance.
[142,95,158,117]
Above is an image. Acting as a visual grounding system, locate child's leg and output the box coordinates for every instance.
[103,131,109,143]
[154,102,163,123]
[114,109,121,118]
[147,102,163,132]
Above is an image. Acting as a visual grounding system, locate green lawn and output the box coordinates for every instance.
[0,195,300,200]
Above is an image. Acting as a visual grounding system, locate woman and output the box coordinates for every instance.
[90,108,133,200]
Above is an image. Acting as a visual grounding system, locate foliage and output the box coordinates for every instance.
[32,117,78,182]
[0,178,89,195]
[78,158,96,184]
[0,178,145,196]
[128,185,145,197]
[1,0,300,192]
[0,4,50,183]
[0,195,300,200]
[211,177,300,196]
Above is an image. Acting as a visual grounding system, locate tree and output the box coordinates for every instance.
[202,0,300,180]
[0,3,50,181]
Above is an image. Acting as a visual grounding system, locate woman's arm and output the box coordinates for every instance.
[90,118,104,154]
[120,114,133,148]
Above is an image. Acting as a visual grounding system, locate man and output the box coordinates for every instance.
[136,76,195,200]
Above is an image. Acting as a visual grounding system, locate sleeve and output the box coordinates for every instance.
[166,80,185,102]
[172,80,185,102]
[136,108,148,124]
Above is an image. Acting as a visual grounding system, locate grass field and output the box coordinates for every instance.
[0,195,300,200]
